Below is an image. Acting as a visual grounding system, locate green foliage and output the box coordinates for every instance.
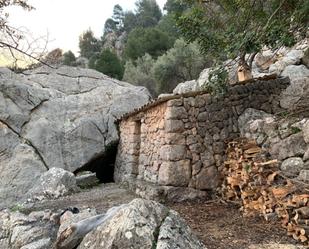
[164,0,189,14]
[123,39,208,95]
[156,14,179,41]
[135,0,162,28]
[202,66,228,96]
[291,126,302,134]
[125,27,173,61]
[123,11,138,33]
[104,18,117,34]
[104,4,125,34]
[10,204,25,213]
[121,0,163,33]
[89,49,124,80]
[112,4,124,30]
[123,54,157,96]
[176,0,309,67]
[153,39,208,93]
[63,50,76,66]
[79,29,101,59]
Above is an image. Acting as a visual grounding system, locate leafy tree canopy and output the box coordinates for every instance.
[63,50,76,66]
[103,4,125,34]
[153,38,208,93]
[177,0,309,69]
[89,49,124,80]
[135,0,162,28]
[79,29,101,59]
[123,54,157,96]
[124,27,173,60]
[164,0,189,14]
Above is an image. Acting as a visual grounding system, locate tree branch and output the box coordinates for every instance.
[0,41,55,68]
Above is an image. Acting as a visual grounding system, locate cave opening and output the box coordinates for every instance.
[76,142,118,183]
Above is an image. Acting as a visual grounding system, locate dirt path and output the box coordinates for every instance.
[22,183,138,214]
[169,200,305,249]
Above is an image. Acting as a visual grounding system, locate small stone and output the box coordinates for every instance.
[298,170,309,182]
[304,147,309,162]
[303,121,309,143]
[280,157,304,175]
[197,112,208,122]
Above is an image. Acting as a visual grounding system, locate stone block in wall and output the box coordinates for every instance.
[183,97,196,108]
[167,99,183,107]
[188,107,199,119]
[193,166,219,190]
[166,106,188,120]
[220,127,229,140]
[207,104,221,112]
[158,160,191,187]
[139,153,151,166]
[197,112,208,122]
[165,119,184,133]
[143,168,158,183]
[184,122,193,129]
[195,95,206,107]
[189,143,205,154]
[192,153,200,164]
[165,133,186,145]
[186,135,199,146]
[127,147,140,156]
[213,133,220,141]
[214,154,224,167]
[203,132,214,146]
[159,145,186,161]
[192,161,202,176]
[213,141,225,154]
[201,150,215,167]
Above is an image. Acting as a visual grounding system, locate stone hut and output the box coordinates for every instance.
[115,77,290,198]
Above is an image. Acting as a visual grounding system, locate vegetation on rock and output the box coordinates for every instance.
[176,0,308,73]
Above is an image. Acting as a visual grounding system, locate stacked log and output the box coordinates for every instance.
[221,138,309,244]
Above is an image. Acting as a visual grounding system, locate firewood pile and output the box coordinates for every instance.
[221,138,309,244]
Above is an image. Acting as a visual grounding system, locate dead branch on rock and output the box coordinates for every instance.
[0,0,53,68]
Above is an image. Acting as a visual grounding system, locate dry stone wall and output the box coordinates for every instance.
[115,77,290,193]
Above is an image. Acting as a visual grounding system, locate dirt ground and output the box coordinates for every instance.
[22,183,138,214]
[169,200,305,249]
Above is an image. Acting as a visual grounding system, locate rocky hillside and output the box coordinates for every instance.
[173,40,309,104]
[0,66,151,208]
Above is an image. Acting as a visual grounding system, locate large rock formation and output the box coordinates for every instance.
[78,198,206,249]
[238,108,309,180]
[0,66,151,208]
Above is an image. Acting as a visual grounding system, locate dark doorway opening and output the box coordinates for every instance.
[75,142,118,183]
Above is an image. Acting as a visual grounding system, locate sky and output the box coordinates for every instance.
[6,0,167,56]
